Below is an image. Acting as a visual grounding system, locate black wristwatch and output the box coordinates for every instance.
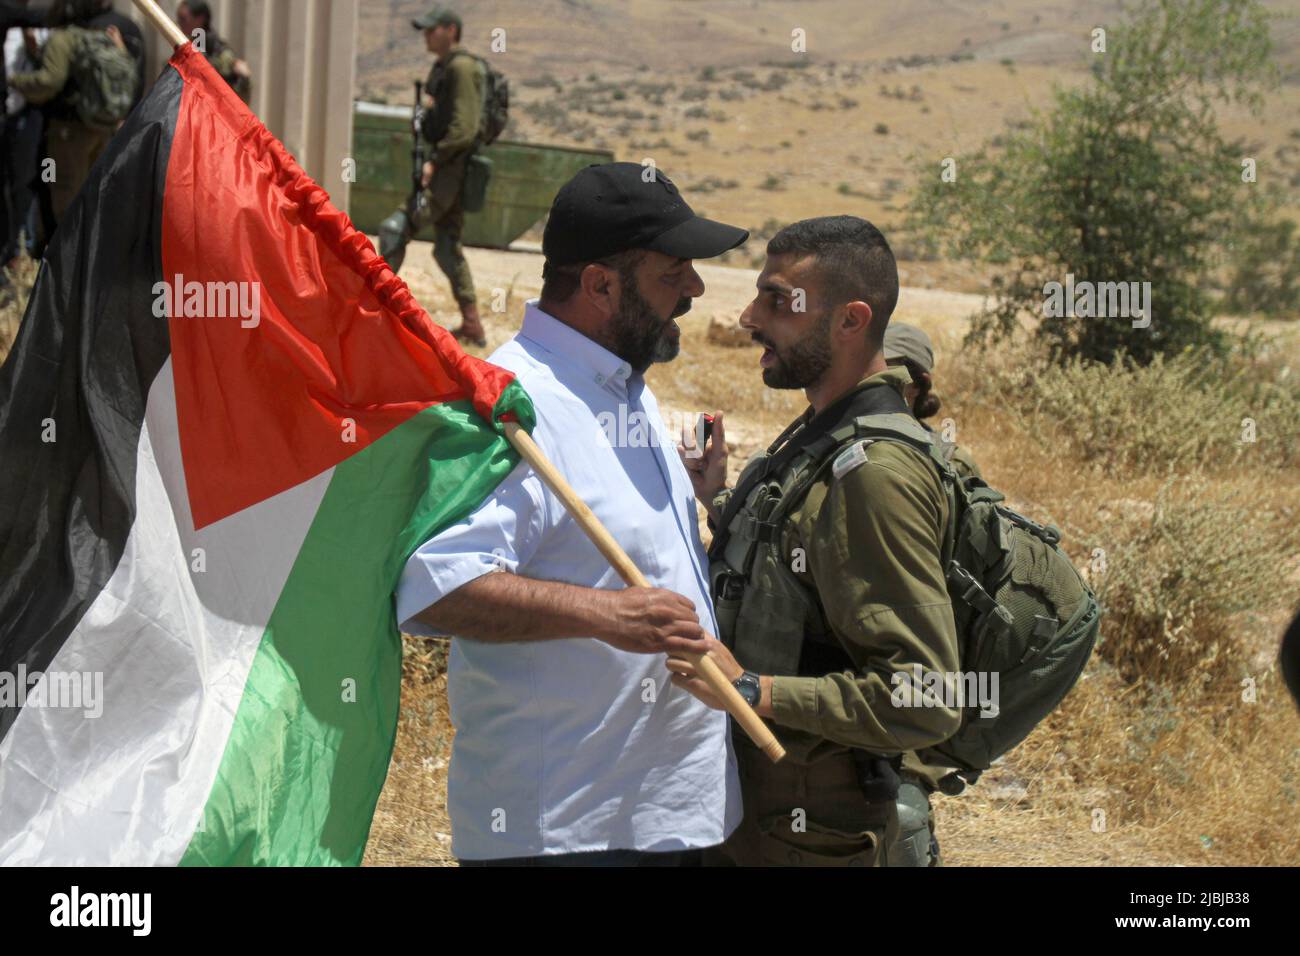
[733,670,761,709]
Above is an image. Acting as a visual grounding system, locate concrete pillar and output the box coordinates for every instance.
[114,0,359,213]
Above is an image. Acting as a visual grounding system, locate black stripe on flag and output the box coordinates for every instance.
[0,65,185,741]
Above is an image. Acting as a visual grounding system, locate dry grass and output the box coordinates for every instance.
[951,340,1300,475]
[363,637,457,867]
[931,335,1300,865]
[0,256,38,358]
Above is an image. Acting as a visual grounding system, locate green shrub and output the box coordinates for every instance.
[909,0,1281,365]
[1089,476,1297,686]
[953,342,1299,473]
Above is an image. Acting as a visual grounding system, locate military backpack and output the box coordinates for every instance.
[423,50,510,147]
[67,26,138,130]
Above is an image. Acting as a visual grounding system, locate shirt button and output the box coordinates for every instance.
[595,374,605,385]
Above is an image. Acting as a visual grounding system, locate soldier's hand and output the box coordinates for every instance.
[105,25,125,50]
[598,587,710,658]
[678,409,728,507]
[421,161,435,188]
[666,636,745,710]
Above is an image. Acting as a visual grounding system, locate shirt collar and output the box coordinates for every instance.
[859,365,913,391]
[518,299,637,397]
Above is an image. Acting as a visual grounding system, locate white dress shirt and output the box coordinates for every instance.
[396,300,741,860]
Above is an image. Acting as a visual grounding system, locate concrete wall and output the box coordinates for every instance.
[115,0,359,212]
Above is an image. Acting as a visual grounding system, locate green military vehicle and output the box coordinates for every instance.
[350,100,614,250]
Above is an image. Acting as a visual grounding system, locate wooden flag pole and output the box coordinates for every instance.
[131,0,190,47]
[505,422,785,763]
[128,0,785,765]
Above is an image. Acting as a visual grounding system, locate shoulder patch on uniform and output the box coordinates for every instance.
[831,440,871,481]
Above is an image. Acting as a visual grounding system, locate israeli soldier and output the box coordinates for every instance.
[670,216,959,866]
[884,322,982,481]
[404,7,486,346]
[8,1,126,222]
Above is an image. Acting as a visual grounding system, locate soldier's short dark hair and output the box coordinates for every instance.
[180,1,213,29]
[767,215,898,345]
[540,249,645,306]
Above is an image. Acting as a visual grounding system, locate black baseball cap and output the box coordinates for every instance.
[543,162,749,265]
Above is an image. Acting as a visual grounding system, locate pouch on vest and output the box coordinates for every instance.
[713,470,813,677]
[757,814,884,867]
[708,384,913,678]
[461,153,492,212]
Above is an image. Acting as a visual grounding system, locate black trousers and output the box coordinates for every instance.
[1,106,43,262]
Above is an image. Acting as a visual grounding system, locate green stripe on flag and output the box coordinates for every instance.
[181,385,530,866]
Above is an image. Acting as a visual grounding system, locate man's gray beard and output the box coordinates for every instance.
[762,308,833,389]
[608,269,682,372]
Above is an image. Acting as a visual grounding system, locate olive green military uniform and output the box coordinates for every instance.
[710,367,960,866]
[8,28,112,222]
[415,49,484,307]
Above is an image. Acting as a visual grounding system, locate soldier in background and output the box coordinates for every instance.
[884,321,983,480]
[1,0,47,274]
[409,6,486,346]
[176,1,250,103]
[8,0,128,223]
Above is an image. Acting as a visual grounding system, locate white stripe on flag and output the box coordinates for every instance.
[0,359,332,865]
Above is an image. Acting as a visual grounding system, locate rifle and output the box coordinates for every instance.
[378,79,429,273]
[407,79,429,225]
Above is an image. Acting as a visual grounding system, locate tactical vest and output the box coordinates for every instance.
[422,50,483,149]
[709,380,1100,787]
[710,382,922,678]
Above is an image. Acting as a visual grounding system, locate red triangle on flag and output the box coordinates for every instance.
[162,47,512,529]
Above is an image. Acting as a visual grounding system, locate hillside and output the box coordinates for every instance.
[357,0,1300,291]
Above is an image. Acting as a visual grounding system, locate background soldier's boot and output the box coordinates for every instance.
[451,301,486,347]
[377,210,414,273]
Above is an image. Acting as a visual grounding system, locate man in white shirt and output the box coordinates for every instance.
[396,162,749,865]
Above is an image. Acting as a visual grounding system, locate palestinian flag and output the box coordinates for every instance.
[0,44,533,865]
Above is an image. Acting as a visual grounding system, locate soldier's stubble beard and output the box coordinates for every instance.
[607,263,691,373]
[756,307,835,389]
